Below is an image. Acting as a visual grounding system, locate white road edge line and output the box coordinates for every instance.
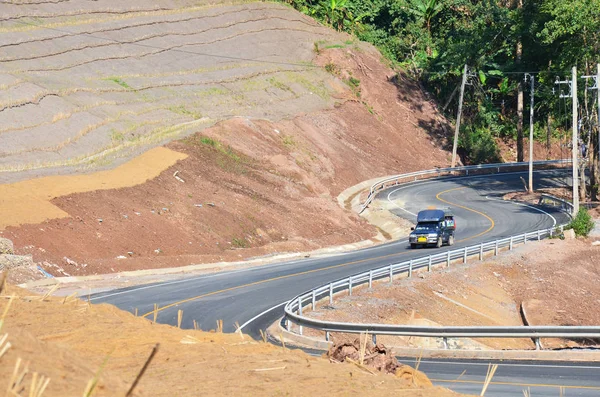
[485,195,557,227]
[238,301,289,332]
[414,360,600,370]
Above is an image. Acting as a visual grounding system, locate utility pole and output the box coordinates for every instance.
[581,64,600,201]
[451,64,468,168]
[525,73,535,192]
[555,68,579,215]
[572,66,579,215]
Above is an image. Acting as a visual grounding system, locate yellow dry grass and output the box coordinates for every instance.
[0,147,187,229]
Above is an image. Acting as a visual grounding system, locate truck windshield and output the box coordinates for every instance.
[414,222,439,232]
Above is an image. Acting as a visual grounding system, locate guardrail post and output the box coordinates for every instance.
[524,233,527,244]
[479,243,484,260]
[442,337,448,349]
[329,283,333,304]
[349,276,353,296]
[312,290,316,310]
[409,260,413,278]
[497,167,500,173]
[535,338,542,350]
[369,270,373,289]
[325,331,330,342]
[372,334,377,345]
[537,230,541,241]
[560,225,564,233]
[509,236,513,250]
[428,256,432,272]
[298,296,303,335]
[466,170,469,176]
[494,240,499,256]
[550,228,553,238]
[389,266,393,283]
[446,251,450,267]
[463,248,467,264]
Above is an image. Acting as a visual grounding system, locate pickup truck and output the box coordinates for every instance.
[408,209,455,249]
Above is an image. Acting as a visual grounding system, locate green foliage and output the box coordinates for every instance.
[284,0,600,165]
[106,77,131,89]
[168,105,202,119]
[231,237,248,248]
[458,127,501,165]
[568,207,595,237]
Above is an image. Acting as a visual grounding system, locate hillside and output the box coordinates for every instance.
[0,1,451,278]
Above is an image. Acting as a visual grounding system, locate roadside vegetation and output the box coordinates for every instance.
[287,0,600,196]
[568,207,595,237]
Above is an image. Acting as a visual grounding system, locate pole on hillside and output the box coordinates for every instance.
[526,74,535,192]
[572,66,579,216]
[451,64,468,168]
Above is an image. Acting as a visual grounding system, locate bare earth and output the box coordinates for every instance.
[304,237,600,350]
[0,285,462,397]
[2,44,452,278]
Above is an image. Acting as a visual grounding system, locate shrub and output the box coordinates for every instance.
[568,207,595,237]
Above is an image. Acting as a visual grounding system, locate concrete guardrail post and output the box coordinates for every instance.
[329,283,333,304]
[479,243,484,260]
[509,236,513,250]
[409,260,413,278]
[389,266,393,283]
[349,276,353,296]
[463,248,467,264]
[298,296,303,335]
[372,334,377,345]
[369,270,373,288]
[446,251,450,267]
[312,290,316,310]
[428,256,432,272]
[326,331,330,341]
[495,240,499,256]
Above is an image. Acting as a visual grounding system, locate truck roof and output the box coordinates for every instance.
[416,209,446,223]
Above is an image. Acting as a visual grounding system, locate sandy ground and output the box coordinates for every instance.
[0,284,463,396]
[304,236,600,351]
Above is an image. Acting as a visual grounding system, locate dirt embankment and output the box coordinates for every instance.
[2,46,451,278]
[0,285,461,396]
[305,237,600,350]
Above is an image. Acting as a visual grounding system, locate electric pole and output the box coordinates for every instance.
[525,73,535,192]
[555,68,579,215]
[572,66,579,215]
[581,63,600,201]
[451,64,468,168]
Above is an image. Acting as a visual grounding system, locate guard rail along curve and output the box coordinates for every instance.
[284,186,587,350]
[360,159,569,214]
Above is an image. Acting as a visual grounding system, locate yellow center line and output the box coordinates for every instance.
[142,187,496,318]
[436,187,495,243]
[431,378,600,391]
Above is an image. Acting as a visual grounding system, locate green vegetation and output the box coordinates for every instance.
[168,105,202,120]
[284,0,600,172]
[231,237,248,248]
[568,207,595,237]
[268,77,294,93]
[185,135,248,174]
[106,77,132,90]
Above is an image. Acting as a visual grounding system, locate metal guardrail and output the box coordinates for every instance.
[283,225,599,350]
[360,159,570,213]
[539,193,575,215]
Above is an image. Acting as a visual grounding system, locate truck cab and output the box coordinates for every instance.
[408,209,455,249]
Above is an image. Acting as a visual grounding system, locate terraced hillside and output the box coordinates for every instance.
[0,0,345,181]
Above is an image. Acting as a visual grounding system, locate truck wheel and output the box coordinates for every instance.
[436,238,442,248]
[410,243,417,249]
[448,235,455,246]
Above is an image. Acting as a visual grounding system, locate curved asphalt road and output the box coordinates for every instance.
[92,169,600,396]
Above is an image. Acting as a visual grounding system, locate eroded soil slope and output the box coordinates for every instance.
[0,285,462,396]
[305,238,600,350]
[3,46,451,276]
